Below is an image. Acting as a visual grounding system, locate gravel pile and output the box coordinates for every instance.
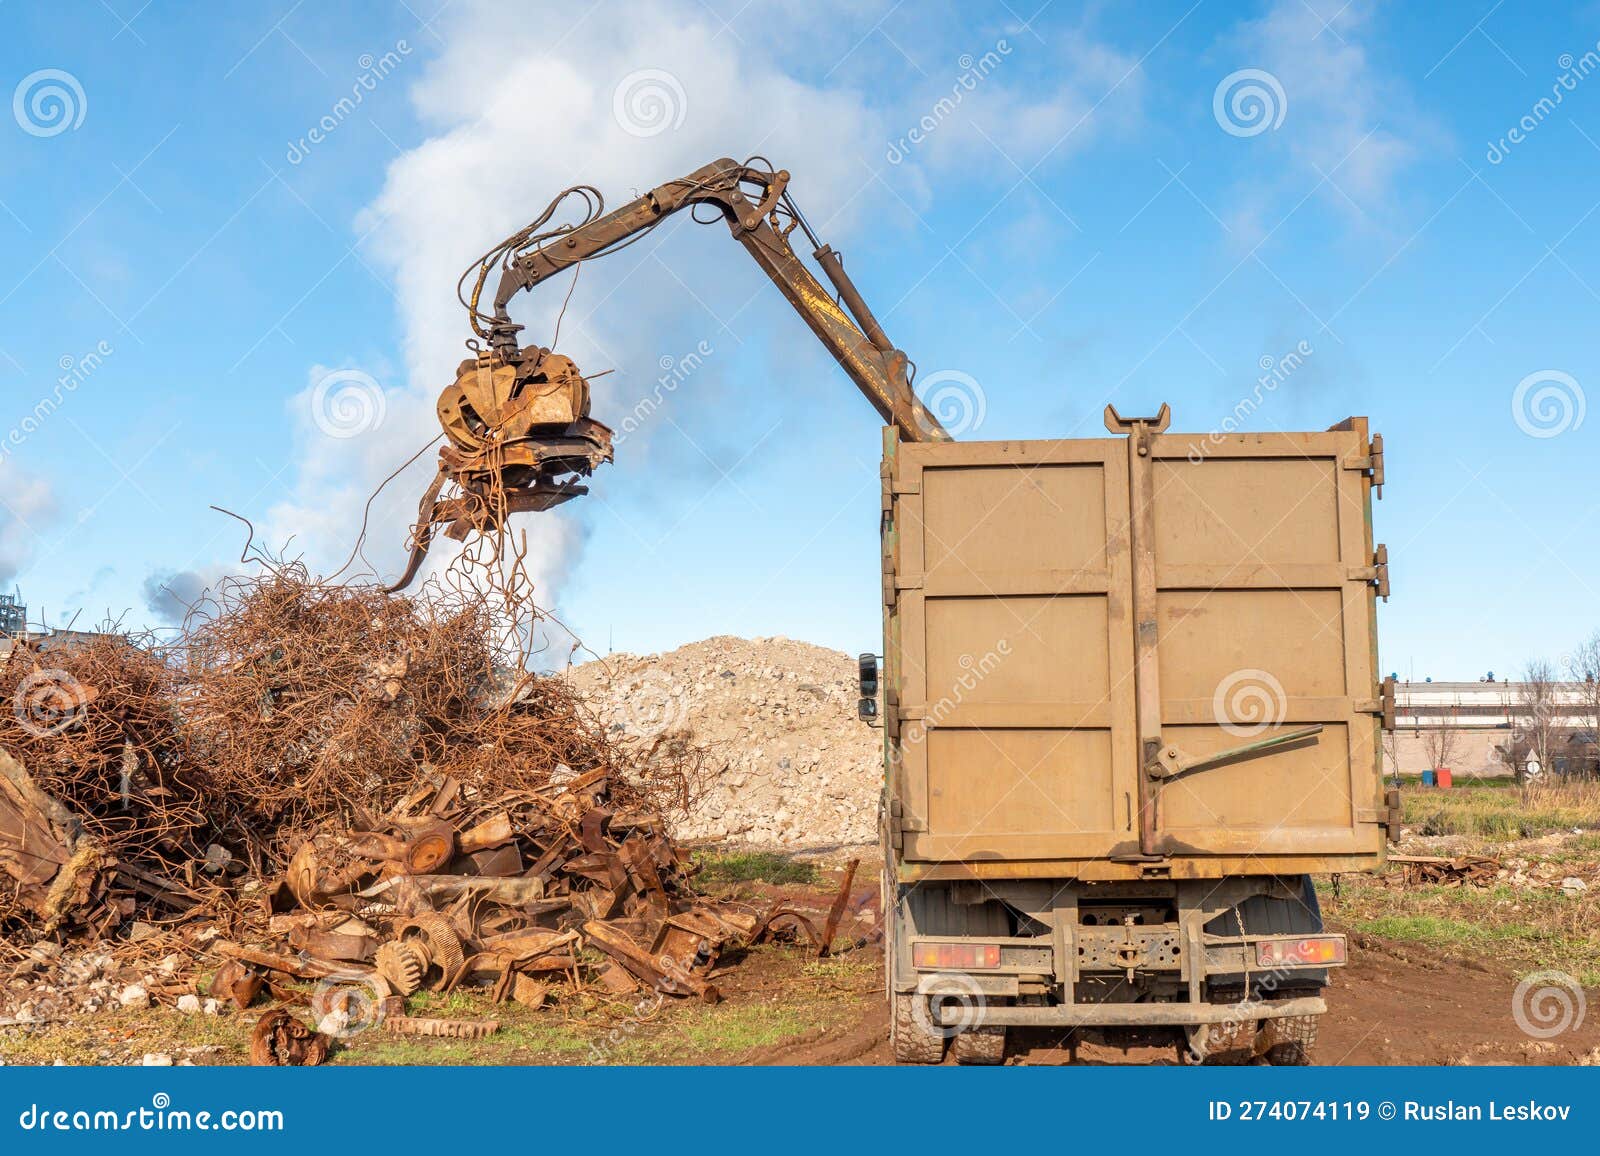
[565,636,880,849]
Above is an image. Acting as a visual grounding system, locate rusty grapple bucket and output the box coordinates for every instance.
[389,345,612,590]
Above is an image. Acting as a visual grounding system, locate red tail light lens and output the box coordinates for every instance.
[912,942,1001,969]
[1256,936,1346,967]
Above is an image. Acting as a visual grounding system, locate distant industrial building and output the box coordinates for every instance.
[0,593,24,637]
[1388,679,1596,779]
[0,593,107,660]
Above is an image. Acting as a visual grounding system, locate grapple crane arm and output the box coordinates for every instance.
[389,159,946,591]
[480,158,947,443]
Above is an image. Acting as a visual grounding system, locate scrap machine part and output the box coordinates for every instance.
[383,1015,500,1039]
[249,1009,331,1067]
[395,913,467,989]
[374,940,428,997]
[403,821,458,875]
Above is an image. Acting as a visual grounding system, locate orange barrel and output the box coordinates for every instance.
[1437,768,1453,789]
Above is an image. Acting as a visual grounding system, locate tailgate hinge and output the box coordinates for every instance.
[1343,433,1384,499]
[1360,789,1404,830]
[1347,544,1390,600]
[1355,676,1397,731]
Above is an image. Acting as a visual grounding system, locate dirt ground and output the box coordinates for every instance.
[755,932,1600,1067]
[7,861,1597,1067]
[747,878,1600,1067]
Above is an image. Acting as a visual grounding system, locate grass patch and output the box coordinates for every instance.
[0,1007,249,1066]
[693,850,816,886]
[0,941,862,1066]
[1403,781,1600,840]
[644,1001,812,1057]
[1325,873,1600,988]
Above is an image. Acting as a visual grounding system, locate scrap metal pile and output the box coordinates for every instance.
[0,565,797,1055]
[1384,853,1502,888]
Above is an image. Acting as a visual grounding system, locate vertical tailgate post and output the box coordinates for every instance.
[1104,404,1171,858]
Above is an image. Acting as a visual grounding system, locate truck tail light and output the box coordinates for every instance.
[913,942,1001,970]
[1256,936,1346,967]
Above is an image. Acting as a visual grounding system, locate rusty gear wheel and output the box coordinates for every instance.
[374,941,428,997]
[396,914,465,989]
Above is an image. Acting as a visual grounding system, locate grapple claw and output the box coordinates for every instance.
[386,346,612,591]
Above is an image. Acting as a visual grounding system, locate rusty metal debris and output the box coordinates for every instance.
[0,748,109,934]
[817,857,860,958]
[0,567,836,1046]
[249,1009,331,1066]
[383,1015,500,1039]
[1386,853,1501,888]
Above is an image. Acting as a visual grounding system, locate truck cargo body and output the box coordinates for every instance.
[876,415,1395,1063]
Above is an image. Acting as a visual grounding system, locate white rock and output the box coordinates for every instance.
[140,1053,173,1066]
[175,994,201,1015]
[117,984,150,1009]
[203,999,221,1016]
[1561,877,1588,895]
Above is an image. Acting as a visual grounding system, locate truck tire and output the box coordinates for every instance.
[951,1024,1006,1065]
[1259,1012,1319,1065]
[891,993,947,1064]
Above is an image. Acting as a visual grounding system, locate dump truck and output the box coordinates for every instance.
[396,157,1396,1064]
[873,408,1393,1063]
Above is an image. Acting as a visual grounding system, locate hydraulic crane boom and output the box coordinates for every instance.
[391,158,948,590]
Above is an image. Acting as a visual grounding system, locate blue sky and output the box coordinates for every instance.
[0,0,1596,679]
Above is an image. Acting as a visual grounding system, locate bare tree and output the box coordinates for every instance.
[1421,705,1460,773]
[1382,726,1401,781]
[1571,631,1600,779]
[1515,659,1561,781]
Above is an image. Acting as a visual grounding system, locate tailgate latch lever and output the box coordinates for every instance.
[1151,725,1324,781]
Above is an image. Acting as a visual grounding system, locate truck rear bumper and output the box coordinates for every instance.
[931,995,1325,1029]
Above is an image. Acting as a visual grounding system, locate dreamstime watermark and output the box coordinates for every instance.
[886,39,1013,164]
[1186,340,1313,462]
[912,971,988,1038]
[621,671,689,738]
[1511,369,1585,438]
[13,68,87,137]
[1192,961,1305,1061]
[1212,668,1288,738]
[1212,68,1287,138]
[285,41,412,164]
[11,668,93,737]
[1,339,113,465]
[915,369,987,437]
[310,368,387,438]
[16,1093,284,1132]
[895,641,1012,759]
[1511,969,1586,1038]
[1487,46,1600,164]
[614,339,713,446]
[587,940,712,1062]
[612,69,686,138]
[310,969,388,1039]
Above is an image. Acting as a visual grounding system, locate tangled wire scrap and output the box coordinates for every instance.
[0,560,710,936]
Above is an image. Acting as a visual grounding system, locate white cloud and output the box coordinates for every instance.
[888,30,1144,184]
[261,0,893,602]
[1227,1,1424,218]
[0,463,56,588]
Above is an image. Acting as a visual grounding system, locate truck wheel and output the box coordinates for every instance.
[1259,1013,1319,1065]
[891,993,947,1064]
[951,1025,1006,1065]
